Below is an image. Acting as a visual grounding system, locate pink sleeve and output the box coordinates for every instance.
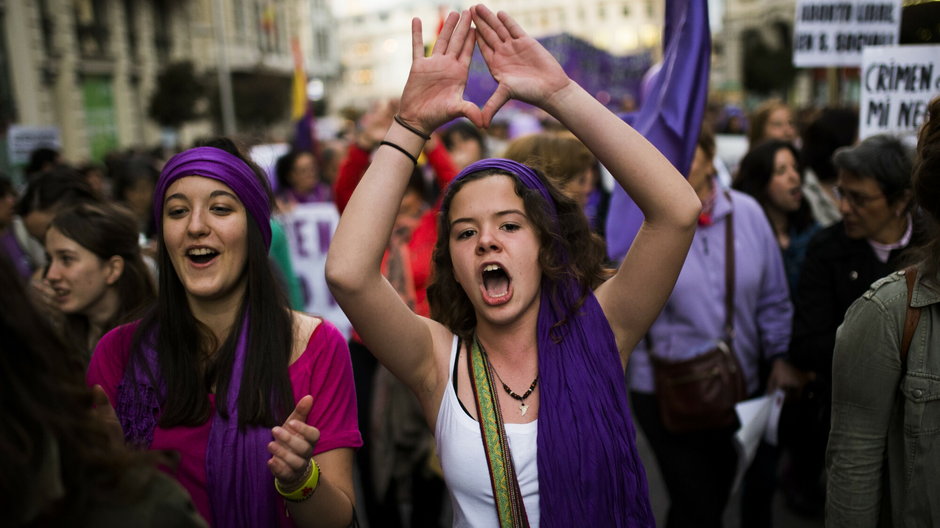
[86,322,138,404]
[290,320,363,454]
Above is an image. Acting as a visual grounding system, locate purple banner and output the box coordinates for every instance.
[464,33,652,113]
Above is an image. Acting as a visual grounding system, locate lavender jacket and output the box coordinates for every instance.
[627,189,793,395]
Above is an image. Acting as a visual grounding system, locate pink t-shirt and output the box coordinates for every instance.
[87,319,362,526]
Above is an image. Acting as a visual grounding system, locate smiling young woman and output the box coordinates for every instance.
[326,6,700,526]
[86,138,361,527]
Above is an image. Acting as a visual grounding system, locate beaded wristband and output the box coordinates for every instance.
[275,458,320,503]
[393,114,431,141]
[379,140,418,165]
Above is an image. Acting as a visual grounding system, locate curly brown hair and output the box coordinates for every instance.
[427,168,612,341]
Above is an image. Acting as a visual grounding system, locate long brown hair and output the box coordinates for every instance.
[50,202,156,359]
[0,254,164,524]
[427,168,612,341]
[133,137,294,429]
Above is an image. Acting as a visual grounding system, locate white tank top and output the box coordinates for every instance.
[435,336,540,527]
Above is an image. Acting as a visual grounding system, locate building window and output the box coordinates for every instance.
[353,41,371,57]
[74,0,111,58]
[0,2,18,126]
[38,0,56,56]
[352,68,373,85]
[235,0,250,38]
[152,0,171,62]
[316,30,329,61]
[122,0,137,57]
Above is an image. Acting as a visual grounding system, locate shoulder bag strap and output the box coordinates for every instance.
[647,194,736,357]
[467,337,530,528]
[723,191,735,348]
[900,266,922,368]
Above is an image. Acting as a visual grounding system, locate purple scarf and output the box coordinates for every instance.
[448,159,654,526]
[117,146,280,526]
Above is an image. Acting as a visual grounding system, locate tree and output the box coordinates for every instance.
[742,22,796,97]
[147,61,207,129]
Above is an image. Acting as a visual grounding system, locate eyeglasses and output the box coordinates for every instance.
[833,185,885,209]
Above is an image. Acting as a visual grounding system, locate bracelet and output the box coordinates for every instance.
[379,140,418,165]
[275,458,320,503]
[393,114,431,140]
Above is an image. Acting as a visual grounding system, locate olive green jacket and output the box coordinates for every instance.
[827,269,940,528]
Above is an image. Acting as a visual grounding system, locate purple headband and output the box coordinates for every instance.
[154,146,272,249]
[451,158,557,218]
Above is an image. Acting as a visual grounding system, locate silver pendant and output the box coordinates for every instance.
[520,402,528,416]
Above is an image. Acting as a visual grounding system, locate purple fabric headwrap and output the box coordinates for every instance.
[448,158,654,526]
[154,146,273,249]
[115,313,281,527]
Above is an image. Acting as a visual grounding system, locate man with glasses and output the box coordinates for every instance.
[782,134,920,517]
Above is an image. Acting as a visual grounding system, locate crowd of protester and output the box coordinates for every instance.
[2,5,939,528]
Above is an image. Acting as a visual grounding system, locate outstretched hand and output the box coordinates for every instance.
[471,4,573,127]
[398,10,483,134]
[267,395,321,489]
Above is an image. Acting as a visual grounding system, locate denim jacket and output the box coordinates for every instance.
[827,269,940,527]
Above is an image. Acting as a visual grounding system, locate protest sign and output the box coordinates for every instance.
[793,0,901,67]
[7,125,61,165]
[859,45,940,140]
[279,203,351,338]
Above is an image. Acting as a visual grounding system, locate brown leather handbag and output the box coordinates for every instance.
[650,196,747,433]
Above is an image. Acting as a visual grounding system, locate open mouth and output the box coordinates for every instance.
[187,247,219,264]
[481,263,512,304]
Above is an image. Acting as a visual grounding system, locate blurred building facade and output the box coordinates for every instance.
[331,0,664,111]
[1,0,339,166]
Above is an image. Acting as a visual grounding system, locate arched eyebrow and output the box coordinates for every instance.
[164,189,240,205]
[450,209,527,228]
[209,190,239,201]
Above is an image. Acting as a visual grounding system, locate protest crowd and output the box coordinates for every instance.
[2,2,940,528]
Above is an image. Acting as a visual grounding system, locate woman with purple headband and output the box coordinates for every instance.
[327,6,699,527]
[86,138,361,527]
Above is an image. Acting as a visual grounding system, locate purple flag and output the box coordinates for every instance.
[605,0,710,261]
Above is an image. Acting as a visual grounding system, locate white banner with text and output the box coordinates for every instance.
[859,45,940,140]
[279,203,352,339]
[793,0,901,67]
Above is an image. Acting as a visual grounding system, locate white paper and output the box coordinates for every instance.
[731,390,785,492]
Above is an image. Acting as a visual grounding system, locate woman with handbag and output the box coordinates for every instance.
[626,126,802,528]
[326,6,701,526]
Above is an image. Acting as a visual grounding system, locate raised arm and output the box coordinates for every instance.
[471,5,700,359]
[325,11,482,401]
